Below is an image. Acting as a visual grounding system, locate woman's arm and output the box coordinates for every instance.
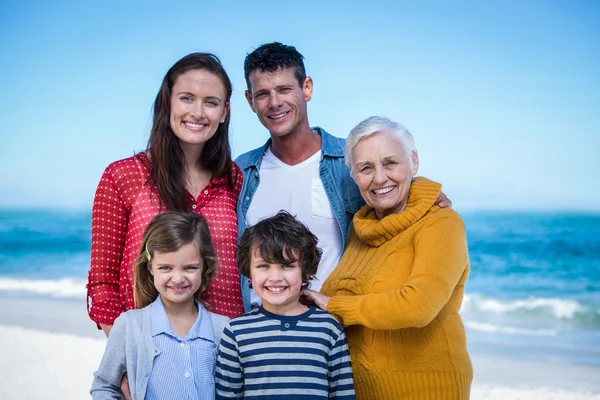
[326,215,468,330]
[87,165,129,328]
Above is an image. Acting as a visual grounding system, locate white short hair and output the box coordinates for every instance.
[345,116,417,172]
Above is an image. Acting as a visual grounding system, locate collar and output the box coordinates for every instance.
[353,177,442,246]
[150,296,215,342]
[258,305,316,322]
[245,126,343,170]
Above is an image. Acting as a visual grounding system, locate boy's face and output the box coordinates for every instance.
[249,244,307,316]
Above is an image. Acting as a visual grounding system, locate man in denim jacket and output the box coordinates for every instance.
[235,42,364,311]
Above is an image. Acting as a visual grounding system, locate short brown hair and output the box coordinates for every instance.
[133,212,218,309]
[236,210,322,289]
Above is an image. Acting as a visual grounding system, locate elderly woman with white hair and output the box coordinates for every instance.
[303,116,472,399]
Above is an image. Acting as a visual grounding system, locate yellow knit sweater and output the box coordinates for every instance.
[321,177,472,400]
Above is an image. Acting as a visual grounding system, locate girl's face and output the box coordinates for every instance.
[249,245,307,316]
[169,69,229,152]
[149,242,203,308]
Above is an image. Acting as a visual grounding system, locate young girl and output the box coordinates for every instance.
[91,212,228,400]
[215,211,356,399]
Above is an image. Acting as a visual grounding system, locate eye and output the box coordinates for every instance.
[360,165,373,173]
[206,100,219,107]
[282,264,296,269]
[255,92,267,100]
[255,263,269,269]
[179,95,193,102]
[384,160,398,167]
[279,87,291,93]
[185,265,200,271]
[158,266,172,271]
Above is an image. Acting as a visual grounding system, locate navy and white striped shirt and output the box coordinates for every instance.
[146,297,217,400]
[215,306,355,399]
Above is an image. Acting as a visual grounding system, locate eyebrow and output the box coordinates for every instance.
[175,92,223,102]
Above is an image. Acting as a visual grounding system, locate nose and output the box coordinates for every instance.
[267,93,283,109]
[267,266,283,281]
[171,271,185,284]
[190,102,205,119]
[372,166,388,184]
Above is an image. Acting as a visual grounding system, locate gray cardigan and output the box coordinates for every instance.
[90,305,228,400]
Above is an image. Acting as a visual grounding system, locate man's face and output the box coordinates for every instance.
[245,67,313,139]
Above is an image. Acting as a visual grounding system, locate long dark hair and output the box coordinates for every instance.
[147,52,234,211]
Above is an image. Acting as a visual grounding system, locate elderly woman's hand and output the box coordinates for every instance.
[302,289,330,311]
[435,191,452,208]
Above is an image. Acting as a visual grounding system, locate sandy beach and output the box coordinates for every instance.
[1,295,599,400]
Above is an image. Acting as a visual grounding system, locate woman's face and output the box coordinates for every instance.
[169,69,229,151]
[351,132,418,219]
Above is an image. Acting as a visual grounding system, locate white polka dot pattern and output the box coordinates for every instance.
[86,153,244,328]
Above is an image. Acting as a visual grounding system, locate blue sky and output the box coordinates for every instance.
[1,0,598,211]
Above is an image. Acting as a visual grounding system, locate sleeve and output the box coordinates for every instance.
[232,162,243,199]
[328,215,469,330]
[215,323,244,399]
[328,324,356,399]
[90,314,128,399]
[86,164,129,328]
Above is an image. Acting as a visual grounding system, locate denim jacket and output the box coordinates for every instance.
[235,127,364,311]
[90,303,228,400]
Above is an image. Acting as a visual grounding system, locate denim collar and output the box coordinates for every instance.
[244,126,344,169]
[150,296,214,342]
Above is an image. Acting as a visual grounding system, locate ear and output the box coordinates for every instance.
[220,101,230,123]
[303,77,313,102]
[147,263,154,277]
[245,90,256,113]
[411,150,419,176]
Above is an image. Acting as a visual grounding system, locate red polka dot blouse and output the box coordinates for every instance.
[86,153,244,328]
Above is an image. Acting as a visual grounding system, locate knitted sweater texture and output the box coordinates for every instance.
[321,177,472,399]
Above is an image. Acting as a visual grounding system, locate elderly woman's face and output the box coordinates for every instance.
[351,132,418,219]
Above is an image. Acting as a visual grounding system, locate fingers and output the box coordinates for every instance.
[121,373,132,400]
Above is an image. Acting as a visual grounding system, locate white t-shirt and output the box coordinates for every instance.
[246,146,344,306]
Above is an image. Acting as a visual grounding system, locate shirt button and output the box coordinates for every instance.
[245,196,250,201]
[204,190,208,195]
[180,342,185,347]
[185,372,191,378]
[284,323,290,328]
[191,204,197,209]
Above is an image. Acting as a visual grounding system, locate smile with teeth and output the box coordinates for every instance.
[373,186,395,195]
[268,111,289,120]
[265,286,288,294]
[184,121,207,130]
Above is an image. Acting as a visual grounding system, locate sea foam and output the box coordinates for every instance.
[0,277,86,299]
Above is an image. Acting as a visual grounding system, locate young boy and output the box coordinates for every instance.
[215,211,356,399]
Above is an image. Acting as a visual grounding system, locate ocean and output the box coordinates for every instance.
[0,209,598,367]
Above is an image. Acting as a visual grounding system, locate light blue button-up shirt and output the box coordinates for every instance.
[146,297,217,400]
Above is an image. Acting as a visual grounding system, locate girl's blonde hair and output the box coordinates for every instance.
[133,211,218,309]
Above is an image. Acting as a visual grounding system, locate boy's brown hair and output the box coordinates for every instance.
[237,210,322,288]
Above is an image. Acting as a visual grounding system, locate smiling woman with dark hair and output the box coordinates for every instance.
[87,53,244,338]
[304,116,473,399]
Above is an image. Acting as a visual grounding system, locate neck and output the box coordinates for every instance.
[270,126,322,165]
[161,296,198,318]
[179,141,205,174]
[264,301,309,317]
